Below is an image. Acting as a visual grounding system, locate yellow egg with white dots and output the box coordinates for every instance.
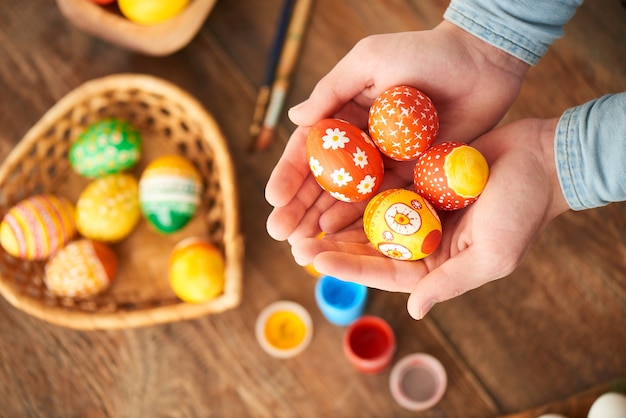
[76,173,141,242]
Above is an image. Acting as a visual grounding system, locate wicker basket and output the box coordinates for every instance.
[56,0,218,56]
[0,73,243,330]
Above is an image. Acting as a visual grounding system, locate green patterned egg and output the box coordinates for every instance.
[69,118,142,178]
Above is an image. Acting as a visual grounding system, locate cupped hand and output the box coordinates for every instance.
[266,21,529,243]
[290,118,571,319]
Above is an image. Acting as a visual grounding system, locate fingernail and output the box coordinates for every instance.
[418,300,437,320]
[289,99,308,114]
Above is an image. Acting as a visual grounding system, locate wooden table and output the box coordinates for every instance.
[1,1,625,417]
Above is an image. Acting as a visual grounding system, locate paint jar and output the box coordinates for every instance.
[255,300,313,359]
[389,353,447,411]
[315,275,368,326]
[343,316,395,374]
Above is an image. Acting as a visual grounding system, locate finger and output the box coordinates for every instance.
[292,230,430,292]
[285,191,342,244]
[314,251,430,293]
[291,231,373,266]
[288,46,378,126]
[318,200,367,234]
[266,175,325,241]
[406,247,506,320]
[265,126,311,208]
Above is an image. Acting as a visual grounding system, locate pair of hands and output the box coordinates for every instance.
[265,22,570,319]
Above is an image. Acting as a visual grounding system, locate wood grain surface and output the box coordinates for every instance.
[0,0,625,417]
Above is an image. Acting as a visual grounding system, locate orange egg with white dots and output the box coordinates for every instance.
[413,141,489,211]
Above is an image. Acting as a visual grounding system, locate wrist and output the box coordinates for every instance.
[536,117,571,218]
[436,21,530,85]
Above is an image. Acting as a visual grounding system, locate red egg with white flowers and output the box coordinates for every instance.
[368,86,439,161]
[413,141,489,211]
[306,118,384,202]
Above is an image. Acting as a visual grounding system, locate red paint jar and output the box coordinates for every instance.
[343,316,396,374]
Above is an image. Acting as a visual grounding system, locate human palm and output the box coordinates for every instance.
[266,22,529,244]
[289,118,570,319]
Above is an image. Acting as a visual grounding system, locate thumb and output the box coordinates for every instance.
[406,248,508,320]
[288,49,376,126]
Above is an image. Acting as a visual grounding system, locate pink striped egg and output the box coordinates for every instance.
[0,194,76,260]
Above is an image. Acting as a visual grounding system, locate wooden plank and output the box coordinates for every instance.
[500,378,626,418]
[0,0,624,416]
[0,1,496,417]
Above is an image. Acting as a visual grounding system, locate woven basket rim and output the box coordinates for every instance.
[0,73,243,330]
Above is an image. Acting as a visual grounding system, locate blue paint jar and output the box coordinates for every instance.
[315,275,368,326]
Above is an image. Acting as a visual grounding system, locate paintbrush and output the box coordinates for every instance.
[250,0,314,152]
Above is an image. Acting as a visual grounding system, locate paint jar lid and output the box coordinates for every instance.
[389,353,447,411]
[343,315,396,374]
[255,300,313,359]
[315,275,368,326]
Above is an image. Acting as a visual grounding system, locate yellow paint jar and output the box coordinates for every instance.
[255,301,313,359]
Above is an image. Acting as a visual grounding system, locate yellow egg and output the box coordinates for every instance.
[169,238,225,303]
[76,174,141,242]
[363,188,442,261]
[118,0,190,25]
[0,194,76,260]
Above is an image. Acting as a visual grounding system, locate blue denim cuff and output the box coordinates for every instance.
[555,106,586,210]
[444,0,583,66]
[555,94,626,210]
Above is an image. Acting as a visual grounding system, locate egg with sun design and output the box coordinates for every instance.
[306,118,384,202]
[363,188,442,261]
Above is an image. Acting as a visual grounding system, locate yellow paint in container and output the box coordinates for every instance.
[255,301,313,358]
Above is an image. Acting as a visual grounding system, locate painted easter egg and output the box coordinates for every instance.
[139,154,202,234]
[0,194,76,261]
[44,239,117,298]
[118,0,190,25]
[69,118,142,178]
[413,141,489,211]
[363,188,442,261]
[169,238,225,303]
[76,173,141,242]
[306,118,384,202]
[368,86,439,161]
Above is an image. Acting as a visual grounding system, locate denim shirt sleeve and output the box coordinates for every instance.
[555,93,626,210]
[443,0,583,65]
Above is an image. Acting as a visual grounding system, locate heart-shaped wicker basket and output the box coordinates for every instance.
[0,73,243,330]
